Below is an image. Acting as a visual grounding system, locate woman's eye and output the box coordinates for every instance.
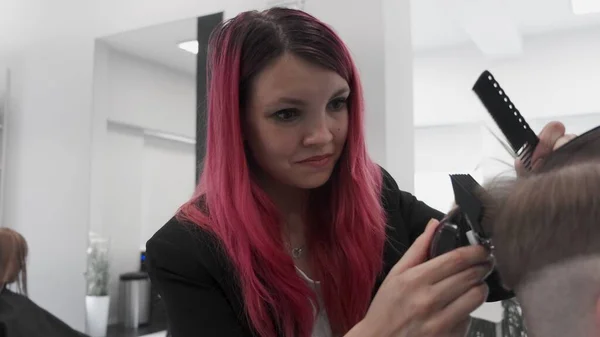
[328,98,348,111]
[273,109,299,122]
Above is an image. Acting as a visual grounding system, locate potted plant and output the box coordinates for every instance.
[84,233,111,337]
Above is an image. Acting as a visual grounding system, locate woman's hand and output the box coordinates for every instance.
[354,219,492,337]
[515,121,577,175]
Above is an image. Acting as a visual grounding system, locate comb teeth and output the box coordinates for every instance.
[520,143,535,170]
[473,70,539,171]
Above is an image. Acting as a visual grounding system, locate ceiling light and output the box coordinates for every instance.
[178,40,198,55]
[571,0,600,15]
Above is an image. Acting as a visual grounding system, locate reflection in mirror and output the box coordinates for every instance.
[88,13,222,337]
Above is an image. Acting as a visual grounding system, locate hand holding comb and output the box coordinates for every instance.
[472,70,539,171]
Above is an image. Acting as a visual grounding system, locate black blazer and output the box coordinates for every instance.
[146,169,444,337]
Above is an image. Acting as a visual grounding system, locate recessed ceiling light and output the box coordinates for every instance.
[178,40,198,55]
[571,0,600,15]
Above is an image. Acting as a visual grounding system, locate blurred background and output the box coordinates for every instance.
[0,0,599,336]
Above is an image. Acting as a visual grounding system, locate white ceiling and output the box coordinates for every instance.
[412,0,600,52]
[100,0,600,75]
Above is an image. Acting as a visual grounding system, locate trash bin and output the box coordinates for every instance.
[119,271,151,328]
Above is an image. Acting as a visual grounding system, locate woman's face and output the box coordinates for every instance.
[244,53,349,190]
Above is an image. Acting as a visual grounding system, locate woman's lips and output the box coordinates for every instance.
[297,154,333,168]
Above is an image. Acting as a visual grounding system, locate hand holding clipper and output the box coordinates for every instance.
[428,174,514,302]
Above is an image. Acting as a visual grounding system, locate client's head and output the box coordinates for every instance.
[484,126,600,337]
[0,228,28,294]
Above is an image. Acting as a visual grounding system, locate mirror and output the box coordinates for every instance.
[89,13,222,337]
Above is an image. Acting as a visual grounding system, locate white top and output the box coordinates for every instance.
[295,267,333,337]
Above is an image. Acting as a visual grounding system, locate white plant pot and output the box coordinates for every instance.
[85,295,110,337]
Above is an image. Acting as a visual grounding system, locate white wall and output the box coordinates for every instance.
[414,124,484,212]
[414,26,600,209]
[102,125,195,324]
[4,39,94,329]
[0,66,8,228]
[103,124,144,323]
[105,46,196,138]
[140,136,195,247]
[414,27,600,127]
[92,44,196,323]
[91,41,195,234]
[0,63,7,90]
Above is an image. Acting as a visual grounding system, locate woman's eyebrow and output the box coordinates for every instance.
[265,87,350,109]
[330,88,350,98]
[274,97,307,106]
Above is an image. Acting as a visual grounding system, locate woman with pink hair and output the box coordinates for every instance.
[145,7,573,337]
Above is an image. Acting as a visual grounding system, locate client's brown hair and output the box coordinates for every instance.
[0,228,28,294]
[483,126,600,290]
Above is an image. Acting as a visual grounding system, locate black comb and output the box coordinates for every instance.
[449,174,486,237]
[473,70,539,170]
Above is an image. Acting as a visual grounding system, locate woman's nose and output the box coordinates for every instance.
[302,116,334,147]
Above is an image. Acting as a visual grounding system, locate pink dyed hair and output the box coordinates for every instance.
[178,8,386,337]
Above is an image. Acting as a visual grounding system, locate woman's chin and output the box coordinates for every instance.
[292,170,334,190]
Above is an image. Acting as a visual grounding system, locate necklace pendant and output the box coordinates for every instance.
[291,247,304,259]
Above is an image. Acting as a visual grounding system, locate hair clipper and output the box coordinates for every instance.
[428,174,514,302]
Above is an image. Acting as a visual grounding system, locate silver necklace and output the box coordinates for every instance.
[291,246,305,259]
[285,242,306,259]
